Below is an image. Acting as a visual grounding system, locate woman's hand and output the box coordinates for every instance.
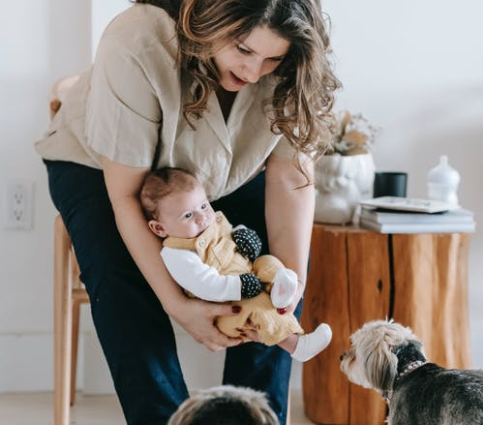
[235,317,264,343]
[169,297,243,351]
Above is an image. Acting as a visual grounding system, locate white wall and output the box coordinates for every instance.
[323,0,483,366]
[0,0,92,392]
[0,0,482,394]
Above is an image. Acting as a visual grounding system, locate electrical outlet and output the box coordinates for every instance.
[3,181,34,230]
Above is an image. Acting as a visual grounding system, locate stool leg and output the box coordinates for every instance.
[70,300,81,406]
[54,216,73,425]
[69,250,83,407]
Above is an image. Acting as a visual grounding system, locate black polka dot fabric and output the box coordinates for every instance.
[232,227,262,261]
[240,274,262,299]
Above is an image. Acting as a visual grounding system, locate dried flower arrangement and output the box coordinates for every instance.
[328,111,378,156]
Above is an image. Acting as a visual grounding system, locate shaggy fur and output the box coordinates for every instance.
[340,320,483,425]
[167,385,280,425]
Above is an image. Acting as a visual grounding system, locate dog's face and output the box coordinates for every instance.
[340,320,422,392]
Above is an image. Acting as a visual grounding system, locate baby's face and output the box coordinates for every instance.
[155,184,215,239]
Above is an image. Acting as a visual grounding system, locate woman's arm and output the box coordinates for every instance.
[264,153,315,312]
[101,156,242,350]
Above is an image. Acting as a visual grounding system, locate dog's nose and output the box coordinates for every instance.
[340,353,345,361]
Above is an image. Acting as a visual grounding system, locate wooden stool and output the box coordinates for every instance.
[54,215,89,425]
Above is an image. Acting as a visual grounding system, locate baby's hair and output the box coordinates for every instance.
[140,167,197,220]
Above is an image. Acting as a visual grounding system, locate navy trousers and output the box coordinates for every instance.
[45,160,301,425]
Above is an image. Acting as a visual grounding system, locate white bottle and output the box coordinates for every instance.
[427,155,460,206]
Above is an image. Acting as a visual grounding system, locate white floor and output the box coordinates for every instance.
[0,390,314,425]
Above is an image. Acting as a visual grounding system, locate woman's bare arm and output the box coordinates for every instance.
[265,153,315,312]
[101,156,242,350]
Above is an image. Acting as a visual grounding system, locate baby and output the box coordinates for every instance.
[140,167,331,362]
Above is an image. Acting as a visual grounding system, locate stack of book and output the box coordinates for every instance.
[358,197,476,234]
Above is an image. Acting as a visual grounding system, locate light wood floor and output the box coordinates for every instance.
[0,390,314,425]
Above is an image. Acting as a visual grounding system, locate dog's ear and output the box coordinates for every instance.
[394,339,426,373]
[364,343,399,392]
[407,339,424,354]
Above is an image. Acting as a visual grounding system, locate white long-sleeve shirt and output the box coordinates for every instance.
[161,247,242,302]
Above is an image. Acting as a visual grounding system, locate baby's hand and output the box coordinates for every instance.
[240,273,262,298]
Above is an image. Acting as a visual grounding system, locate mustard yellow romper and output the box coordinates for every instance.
[163,212,304,345]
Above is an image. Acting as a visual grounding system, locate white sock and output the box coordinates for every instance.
[291,323,332,362]
[271,268,298,308]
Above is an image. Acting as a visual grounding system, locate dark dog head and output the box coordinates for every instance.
[167,385,280,425]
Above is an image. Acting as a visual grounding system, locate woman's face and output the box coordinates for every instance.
[213,25,290,92]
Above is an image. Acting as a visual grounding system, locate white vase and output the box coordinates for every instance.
[314,153,375,224]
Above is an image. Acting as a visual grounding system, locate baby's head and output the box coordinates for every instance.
[140,167,215,239]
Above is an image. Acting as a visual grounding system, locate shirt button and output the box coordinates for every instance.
[216,215,222,222]
[198,238,206,247]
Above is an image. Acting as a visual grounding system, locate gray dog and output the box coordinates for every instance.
[340,320,483,425]
[167,385,280,425]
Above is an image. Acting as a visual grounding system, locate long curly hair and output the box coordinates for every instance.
[134,0,341,165]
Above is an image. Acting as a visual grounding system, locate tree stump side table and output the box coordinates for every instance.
[301,224,472,425]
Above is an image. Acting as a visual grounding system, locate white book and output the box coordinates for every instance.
[360,217,476,234]
[360,196,459,213]
[361,207,474,225]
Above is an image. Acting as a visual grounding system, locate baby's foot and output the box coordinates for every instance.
[271,268,298,308]
[291,323,332,362]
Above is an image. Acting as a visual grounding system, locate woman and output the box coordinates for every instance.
[36,1,340,424]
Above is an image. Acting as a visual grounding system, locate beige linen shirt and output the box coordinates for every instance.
[35,4,297,201]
